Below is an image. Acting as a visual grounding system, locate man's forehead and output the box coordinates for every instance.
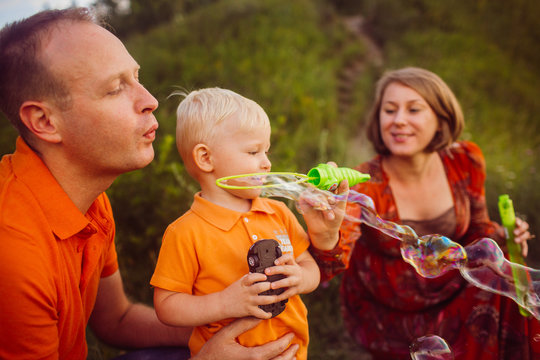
[42,21,135,82]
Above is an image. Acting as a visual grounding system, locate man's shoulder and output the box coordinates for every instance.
[0,167,45,234]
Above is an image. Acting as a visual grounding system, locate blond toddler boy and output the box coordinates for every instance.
[150,88,345,359]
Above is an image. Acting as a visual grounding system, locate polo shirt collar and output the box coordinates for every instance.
[190,192,275,231]
[11,137,90,240]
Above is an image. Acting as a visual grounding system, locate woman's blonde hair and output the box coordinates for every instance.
[174,87,270,162]
[366,67,464,155]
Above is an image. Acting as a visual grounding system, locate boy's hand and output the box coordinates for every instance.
[264,251,320,302]
[219,273,279,319]
[299,177,349,251]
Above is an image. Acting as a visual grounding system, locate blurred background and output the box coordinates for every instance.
[1,0,539,358]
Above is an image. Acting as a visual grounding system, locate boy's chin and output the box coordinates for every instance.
[228,188,262,199]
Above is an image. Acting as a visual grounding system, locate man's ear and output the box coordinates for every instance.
[19,101,62,143]
[192,143,214,172]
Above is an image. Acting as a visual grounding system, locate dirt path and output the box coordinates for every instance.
[336,14,384,166]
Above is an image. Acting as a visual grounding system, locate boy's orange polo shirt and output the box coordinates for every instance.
[151,193,311,360]
[0,138,118,359]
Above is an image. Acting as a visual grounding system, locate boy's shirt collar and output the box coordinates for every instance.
[190,192,275,231]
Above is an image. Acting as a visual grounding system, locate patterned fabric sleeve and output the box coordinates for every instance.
[310,162,375,282]
[448,141,505,246]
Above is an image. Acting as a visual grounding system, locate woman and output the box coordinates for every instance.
[310,67,536,359]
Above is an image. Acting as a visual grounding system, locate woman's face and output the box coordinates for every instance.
[379,82,439,157]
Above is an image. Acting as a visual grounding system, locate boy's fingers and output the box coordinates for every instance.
[273,254,294,266]
[326,161,338,167]
[252,281,272,294]
[243,273,267,286]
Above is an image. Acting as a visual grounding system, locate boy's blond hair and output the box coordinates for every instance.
[175,88,270,166]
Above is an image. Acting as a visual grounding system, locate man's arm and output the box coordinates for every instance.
[88,270,192,348]
[192,317,298,360]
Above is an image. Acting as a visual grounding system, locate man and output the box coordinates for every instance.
[0,8,297,359]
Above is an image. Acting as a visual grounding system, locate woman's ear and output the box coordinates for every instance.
[19,101,62,143]
[192,143,214,172]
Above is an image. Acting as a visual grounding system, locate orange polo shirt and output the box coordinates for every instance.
[151,193,311,360]
[0,138,118,359]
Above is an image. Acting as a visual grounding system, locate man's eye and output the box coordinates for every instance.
[107,82,126,95]
[107,88,121,95]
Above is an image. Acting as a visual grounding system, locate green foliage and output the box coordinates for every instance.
[126,0,359,172]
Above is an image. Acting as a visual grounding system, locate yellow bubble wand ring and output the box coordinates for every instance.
[216,172,310,189]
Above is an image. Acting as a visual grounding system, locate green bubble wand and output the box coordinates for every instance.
[498,194,531,317]
[216,163,370,191]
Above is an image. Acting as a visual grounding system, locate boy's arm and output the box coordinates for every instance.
[154,273,276,327]
[293,250,320,294]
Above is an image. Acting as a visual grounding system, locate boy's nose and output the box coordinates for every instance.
[261,156,271,171]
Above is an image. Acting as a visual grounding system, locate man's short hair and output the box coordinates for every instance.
[0,8,98,141]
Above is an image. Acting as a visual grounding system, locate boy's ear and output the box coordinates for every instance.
[19,101,62,143]
[192,143,214,172]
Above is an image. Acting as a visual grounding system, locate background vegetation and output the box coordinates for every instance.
[1,0,538,358]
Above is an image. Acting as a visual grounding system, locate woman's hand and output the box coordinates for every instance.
[514,217,533,257]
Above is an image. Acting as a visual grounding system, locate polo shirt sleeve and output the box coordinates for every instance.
[150,214,198,294]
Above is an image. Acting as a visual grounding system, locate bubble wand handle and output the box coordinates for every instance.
[498,194,530,317]
[307,163,370,191]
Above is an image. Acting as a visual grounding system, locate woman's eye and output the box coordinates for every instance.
[383,109,395,114]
